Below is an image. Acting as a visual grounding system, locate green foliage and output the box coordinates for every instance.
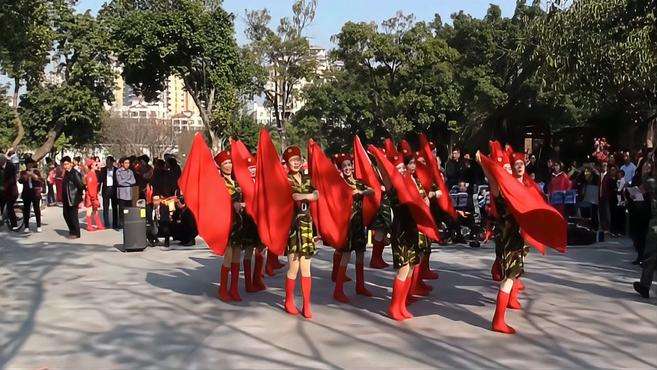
[103,0,250,143]
[20,84,104,148]
[244,0,318,145]
[0,87,14,150]
[532,0,657,126]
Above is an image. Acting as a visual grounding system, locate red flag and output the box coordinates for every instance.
[353,136,382,227]
[414,161,434,193]
[178,133,232,256]
[230,139,256,219]
[369,145,440,241]
[253,129,294,256]
[479,153,567,254]
[419,134,457,220]
[384,138,399,157]
[308,139,353,249]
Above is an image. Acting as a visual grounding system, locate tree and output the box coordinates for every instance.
[0,86,14,150]
[532,0,657,140]
[100,116,176,158]
[103,0,252,147]
[0,0,54,148]
[244,0,318,147]
[21,2,116,160]
[292,12,461,152]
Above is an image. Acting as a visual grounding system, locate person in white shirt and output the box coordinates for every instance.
[620,152,637,185]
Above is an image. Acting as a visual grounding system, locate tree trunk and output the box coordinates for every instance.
[30,122,65,162]
[10,80,25,149]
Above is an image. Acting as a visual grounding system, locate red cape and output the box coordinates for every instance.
[253,129,295,256]
[480,153,567,254]
[353,136,382,226]
[414,161,434,194]
[419,134,457,219]
[369,145,440,241]
[308,139,353,249]
[178,133,232,256]
[230,139,256,219]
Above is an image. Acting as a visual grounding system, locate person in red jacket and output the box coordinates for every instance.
[547,161,572,216]
[83,159,104,232]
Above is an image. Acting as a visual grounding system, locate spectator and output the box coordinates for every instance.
[46,160,57,206]
[115,157,136,229]
[83,159,104,232]
[548,161,572,216]
[626,159,653,264]
[170,195,197,246]
[146,195,171,248]
[445,148,463,188]
[577,165,600,229]
[166,156,182,183]
[611,169,626,236]
[18,164,44,232]
[599,162,617,233]
[99,156,118,229]
[0,154,19,230]
[620,152,637,185]
[634,177,657,299]
[61,156,84,239]
[54,162,64,204]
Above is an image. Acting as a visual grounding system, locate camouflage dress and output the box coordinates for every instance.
[344,177,369,253]
[390,189,420,269]
[413,175,432,256]
[287,173,318,257]
[493,196,528,279]
[223,175,260,250]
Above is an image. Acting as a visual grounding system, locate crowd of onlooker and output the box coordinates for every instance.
[0,150,198,248]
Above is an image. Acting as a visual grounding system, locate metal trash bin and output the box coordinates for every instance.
[120,206,147,252]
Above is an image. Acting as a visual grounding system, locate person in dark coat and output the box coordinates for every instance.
[61,156,85,238]
[170,196,197,246]
[99,156,118,229]
[146,195,171,247]
[18,165,44,232]
[445,148,464,189]
[0,154,19,230]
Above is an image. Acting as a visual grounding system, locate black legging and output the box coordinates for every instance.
[21,197,41,229]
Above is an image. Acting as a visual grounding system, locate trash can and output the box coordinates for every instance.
[121,206,147,252]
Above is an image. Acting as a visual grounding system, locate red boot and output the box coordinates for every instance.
[218,265,231,302]
[492,290,516,334]
[400,277,414,319]
[333,265,350,303]
[94,213,105,230]
[370,240,389,269]
[355,262,372,296]
[85,216,94,232]
[243,258,256,293]
[229,262,242,301]
[410,266,429,298]
[301,276,313,319]
[266,251,277,277]
[253,251,267,291]
[284,277,299,316]
[508,280,522,310]
[420,255,439,280]
[388,278,406,321]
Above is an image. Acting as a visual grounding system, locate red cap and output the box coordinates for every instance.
[333,153,353,167]
[214,150,231,166]
[246,155,257,167]
[283,146,302,163]
[489,141,510,167]
[512,152,525,164]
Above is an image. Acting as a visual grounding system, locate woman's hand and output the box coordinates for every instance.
[292,193,305,202]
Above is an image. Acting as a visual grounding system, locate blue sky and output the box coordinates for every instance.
[77,0,521,47]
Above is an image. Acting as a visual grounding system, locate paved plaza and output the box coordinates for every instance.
[1,207,655,369]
